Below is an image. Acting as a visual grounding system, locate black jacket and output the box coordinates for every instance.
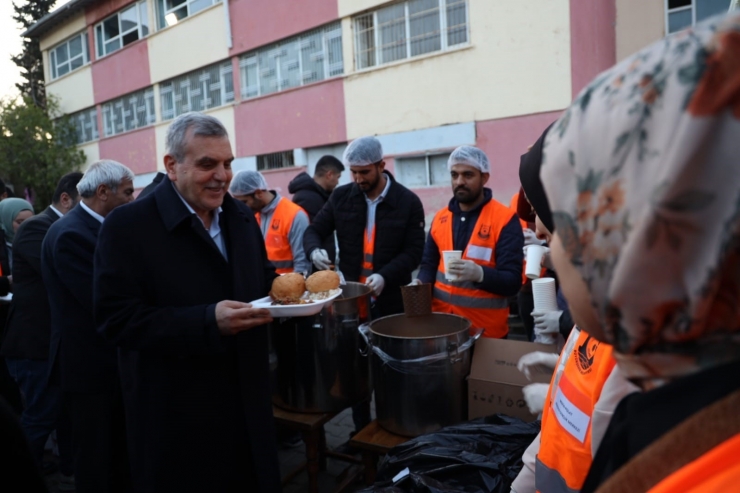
[288,172,336,263]
[137,172,166,198]
[42,204,117,392]
[1,207,60,360]
[94,180,280,493]
[303,173,425,316]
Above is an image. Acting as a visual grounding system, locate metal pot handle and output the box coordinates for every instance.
[358,324,372,357]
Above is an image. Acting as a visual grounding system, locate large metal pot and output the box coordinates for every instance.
[271,282,372,413]
[360,314,481,437]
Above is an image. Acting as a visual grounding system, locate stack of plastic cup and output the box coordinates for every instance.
[531,278,558,312]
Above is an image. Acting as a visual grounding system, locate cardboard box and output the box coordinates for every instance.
[468,338,557,422]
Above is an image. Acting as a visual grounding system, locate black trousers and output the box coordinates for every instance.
[65,389,130,493]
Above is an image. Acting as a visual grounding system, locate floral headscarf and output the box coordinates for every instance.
[541,12,740,383]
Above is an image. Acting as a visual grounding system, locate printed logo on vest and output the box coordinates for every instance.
[440,216,448,224]
[271,219,280,230]
[478,224,491,239]
[574,335,599,374]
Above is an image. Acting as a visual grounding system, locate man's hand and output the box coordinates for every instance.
[407,279,422,286]
[523,228,544,247]
[447,260,484,283]
[365,274,385,296]
[310,249,331,270]
[215,300,273,336]
[522,383,550,415]
[532,310,561,344]
[517,351,560,380]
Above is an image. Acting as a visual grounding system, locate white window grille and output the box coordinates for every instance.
[395,153,451,188]
[95,0,149,58]
[665,0,733,33]
[354,0,468,70]
[69,107,99,144]
[257,151,295,171]
[239,22,343,100]
[49,32,89,80]
[102,87,156,137]
[156,0,221,29]
[159,61,234,121]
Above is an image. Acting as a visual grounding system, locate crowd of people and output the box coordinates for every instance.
[0,10,738,493]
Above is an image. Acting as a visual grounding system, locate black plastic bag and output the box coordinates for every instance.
[362,414,540,493]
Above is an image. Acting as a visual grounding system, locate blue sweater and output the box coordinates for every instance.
[418,189,524,297]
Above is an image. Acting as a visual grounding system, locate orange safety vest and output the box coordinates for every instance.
[647,433,740,493]
[256,197,306,274]
[359,227,375,284]
[510,192,528,231]
[430,199,514,338]
[535,329,616,493]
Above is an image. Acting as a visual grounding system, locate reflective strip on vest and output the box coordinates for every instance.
[359,228,374,283]
[535,456,579,493]
[433,286,508,309]
[271,260,294,269]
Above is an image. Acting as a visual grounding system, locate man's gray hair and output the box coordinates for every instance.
[165,112,229,162]
[77,160,135,199]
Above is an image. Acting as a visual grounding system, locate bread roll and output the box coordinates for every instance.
[270,273,306,303]
[305,270,340,294]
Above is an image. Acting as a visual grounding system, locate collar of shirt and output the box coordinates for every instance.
[79,201,105,224]
[171,181,223,232]
[364,173,392,234]
[50,205,64,218]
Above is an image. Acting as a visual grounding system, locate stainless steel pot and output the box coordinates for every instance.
[360,313,481,437]
[271,282,372,413]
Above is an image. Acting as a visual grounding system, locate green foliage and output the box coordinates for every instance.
[11,0,57,108]
[0,96,85,209]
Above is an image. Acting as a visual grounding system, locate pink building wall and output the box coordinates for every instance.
[228,0,338,55]
[91,39,151,103]
[234,78,347,157]
[260,167,308,198]
[99,127,158,175]
[569,0,617,97]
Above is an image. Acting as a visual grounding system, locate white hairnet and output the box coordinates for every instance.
[447,146,490,173]
[343,136,383,166]
[230,170,268,196]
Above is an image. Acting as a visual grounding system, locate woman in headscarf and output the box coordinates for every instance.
[0,198,34,271]
[542,11,740,492]
[511,126,637,493]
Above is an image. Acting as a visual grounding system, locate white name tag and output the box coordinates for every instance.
[466,245,492,262]
[553,387,590,443]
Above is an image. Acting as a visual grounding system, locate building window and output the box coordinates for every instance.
[95,0,149,58]
[49,32,89,80]
[156,0,221,29]
[395,153,451,188]
[257,151,295,171]
[69,107,99,144]
[239,22,343,100]
[354,0,467,70]
[102,87,155,137]
[666,0,733,33]
[159,61,234,120]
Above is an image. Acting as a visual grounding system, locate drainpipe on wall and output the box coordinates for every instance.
[223,0,233,49]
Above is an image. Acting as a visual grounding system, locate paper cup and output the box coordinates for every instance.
[525,245,549,280]
[442,250,463,281]
[532,278,559,312]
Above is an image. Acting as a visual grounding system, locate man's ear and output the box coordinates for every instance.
[96,183,109,202]
[164,155,177,181]
[481,172,490,186]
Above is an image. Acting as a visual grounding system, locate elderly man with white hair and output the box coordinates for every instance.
[42,159,135,493]
[412,146,524,339]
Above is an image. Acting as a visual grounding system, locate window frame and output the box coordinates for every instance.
[256,151,296,171]
[238,22,344,101]
[69,107,100,144]
[49,31,90,80]
[155,0,221,30]
[94,0,150,59]
[395,152,452,188]
[159,60,235,121]
[353,0,469,71]
[101,87,156,137]
[664,0,733,33]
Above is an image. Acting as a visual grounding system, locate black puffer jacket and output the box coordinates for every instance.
[288,172,336,263]
[303,173,425,316]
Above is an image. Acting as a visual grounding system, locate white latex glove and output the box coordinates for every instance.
[366,274,385,296]
[532,310,562,344]
[523,245,553,270]
[407,279,422,286]
[310,249,331,270]
[522,383,550,415]
[447,260,484,283]
[517,351,560,381]
[523,228,545,247]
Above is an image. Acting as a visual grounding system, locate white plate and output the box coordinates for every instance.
[249,289,342,318]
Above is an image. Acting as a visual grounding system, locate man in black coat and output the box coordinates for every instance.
[288,155,344,265]
[43,161,135,493]
[94,112,280,493]
[2,171,82,473]
[304,137,425,317]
